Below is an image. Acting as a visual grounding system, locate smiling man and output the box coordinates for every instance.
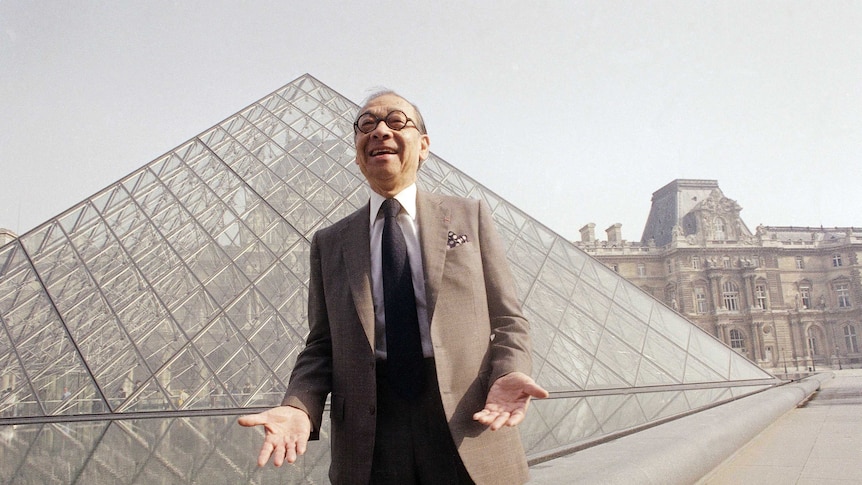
[239,90,547,485]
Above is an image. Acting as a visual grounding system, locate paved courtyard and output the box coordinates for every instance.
[700,369,862,484]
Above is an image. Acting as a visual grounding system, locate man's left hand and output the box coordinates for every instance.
[472,372,549,430]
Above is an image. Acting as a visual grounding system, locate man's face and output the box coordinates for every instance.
[354,94,430,197]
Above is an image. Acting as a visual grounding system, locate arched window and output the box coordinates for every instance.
[754,280,768,310]
[729,329,745,351]
[845,325,859,353]
[714,218,726,240]
[807,327,819,356]
[694,286,708,314]
[722,281,739,311]
[798,282,812,309]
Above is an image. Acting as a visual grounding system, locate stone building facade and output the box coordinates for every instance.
[576,179,862,374]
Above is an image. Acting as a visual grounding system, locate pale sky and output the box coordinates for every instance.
[2,1,860,242]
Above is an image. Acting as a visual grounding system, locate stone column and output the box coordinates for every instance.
[709,273,722,311]
[750,321,763,362]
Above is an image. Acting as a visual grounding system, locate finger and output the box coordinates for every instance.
[473,409,496,425]
[272,442,286,467]
[285,443,298,464]
[475,415,493,426]
[505,409,526,427]
[526,383,550,399]
[257,441,274,467]
[489,412,510,431]
[237,413,264,427]
[295,435,308,456]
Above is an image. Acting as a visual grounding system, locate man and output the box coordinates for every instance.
[239,91,547,484]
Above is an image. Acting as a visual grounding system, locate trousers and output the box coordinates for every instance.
[370,358,474,485]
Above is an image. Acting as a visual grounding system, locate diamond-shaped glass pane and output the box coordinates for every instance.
[0,74,777,482]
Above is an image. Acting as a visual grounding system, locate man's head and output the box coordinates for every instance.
[354,91,430,197]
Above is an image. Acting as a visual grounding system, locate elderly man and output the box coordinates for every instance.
[239,90,547,484]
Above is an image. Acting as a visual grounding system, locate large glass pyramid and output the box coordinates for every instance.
[0,74,778,483]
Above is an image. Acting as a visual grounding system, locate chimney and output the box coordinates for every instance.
[606,223,622,244]
[579,223,596,243]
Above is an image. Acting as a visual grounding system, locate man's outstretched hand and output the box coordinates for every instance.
[237,406,312,467]
[472,372,549,430]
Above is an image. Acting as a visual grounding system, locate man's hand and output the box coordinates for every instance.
[472,372,549,431]
[237,405,312,467]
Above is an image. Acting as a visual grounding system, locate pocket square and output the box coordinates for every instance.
[447,231,469,248]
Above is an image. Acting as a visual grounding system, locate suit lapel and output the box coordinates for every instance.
[339,204,376,351]
[417,191,450,325]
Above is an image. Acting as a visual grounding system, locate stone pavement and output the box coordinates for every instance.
[699,368,862,484]
[528,370,859,484]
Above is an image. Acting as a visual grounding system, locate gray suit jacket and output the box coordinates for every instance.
[283,190,533,484]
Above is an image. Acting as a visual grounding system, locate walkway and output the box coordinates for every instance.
[700,368,862,484]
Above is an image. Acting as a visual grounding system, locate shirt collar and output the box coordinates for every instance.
[369,184,418,226]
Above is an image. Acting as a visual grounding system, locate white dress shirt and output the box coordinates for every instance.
[368,184,433,359]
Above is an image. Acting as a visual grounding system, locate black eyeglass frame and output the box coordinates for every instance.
[353,110,420,134]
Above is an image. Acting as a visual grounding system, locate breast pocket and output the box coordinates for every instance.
[438,244,483,323]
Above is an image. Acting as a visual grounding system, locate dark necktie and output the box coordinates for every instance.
[381,198,424,400]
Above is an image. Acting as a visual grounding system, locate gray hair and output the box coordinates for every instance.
[358,89,427,134]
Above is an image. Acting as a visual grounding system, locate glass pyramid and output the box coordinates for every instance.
[0,74,778,483]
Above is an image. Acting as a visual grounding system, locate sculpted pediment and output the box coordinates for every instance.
[692,189,742,215]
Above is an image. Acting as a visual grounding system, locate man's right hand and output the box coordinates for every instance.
[237,405,312,467]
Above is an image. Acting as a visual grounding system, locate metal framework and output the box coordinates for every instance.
[0,74,778,484]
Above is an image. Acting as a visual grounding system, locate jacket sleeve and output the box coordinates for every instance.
[476,199,533,389]
[282,230,332,439]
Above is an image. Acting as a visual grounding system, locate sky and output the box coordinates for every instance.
[2,1,861,242]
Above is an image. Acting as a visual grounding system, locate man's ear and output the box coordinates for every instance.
[417,136,430,169]
[419,134,430,163]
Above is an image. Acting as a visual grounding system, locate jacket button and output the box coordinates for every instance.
[369,405,376,415]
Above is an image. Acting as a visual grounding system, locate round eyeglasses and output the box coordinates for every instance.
[353,110,419,134]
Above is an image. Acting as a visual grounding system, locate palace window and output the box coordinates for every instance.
[722,281,740,311]
[666,285,677,309]
[795,256,804,269]
[722,256,732,269]
[807,328,818,355]
[836,282,851,308]
[755,284,768,310]
[695,287,708,314]
[800,285,811,309]
[844,325,859,353]
[729,329,745,351]
[833,254,843,267]
[714,218,726,240]
[691,256,700,270]
[667,259,673,274]
[637,263,646,277]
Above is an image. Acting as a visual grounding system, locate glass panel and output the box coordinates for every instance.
[0,74,778,479]
[639,328,687,384]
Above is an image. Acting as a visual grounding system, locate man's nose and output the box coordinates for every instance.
[370,120,393,137]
